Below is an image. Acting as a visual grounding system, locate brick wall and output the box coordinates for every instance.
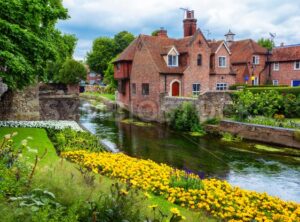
[270,62,300,86]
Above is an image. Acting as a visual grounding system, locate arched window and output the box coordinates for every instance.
[197,54,202,66]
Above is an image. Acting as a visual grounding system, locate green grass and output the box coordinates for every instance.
[81,91,115,101]
[0,127,217,221]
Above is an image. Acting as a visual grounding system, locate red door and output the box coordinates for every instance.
[172,82,180,96]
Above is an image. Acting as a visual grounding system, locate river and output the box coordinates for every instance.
[79,99,300,203]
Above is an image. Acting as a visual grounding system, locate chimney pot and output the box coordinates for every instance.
[157,28,168,38]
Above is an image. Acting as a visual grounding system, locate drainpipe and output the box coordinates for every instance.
[164,75,167,94]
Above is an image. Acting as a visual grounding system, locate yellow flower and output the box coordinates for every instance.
[170,207,180,216]
[148,204,158,209]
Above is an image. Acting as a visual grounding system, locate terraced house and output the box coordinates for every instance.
[114,10,300,112]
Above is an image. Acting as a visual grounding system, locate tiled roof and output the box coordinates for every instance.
[230,39,267,64]
[270,45,300,62]
[114,38,139,62]
[209,40,223,53]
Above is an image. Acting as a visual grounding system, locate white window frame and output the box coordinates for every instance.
[192,83,201,96]
[273,80,279,86]
[168,55,178,67]
[253,55,260,65]
[218,56,226,68]
[294,61,300,70]
[273,62,280,71]
[253,76,259,86]
[216,83,228,91]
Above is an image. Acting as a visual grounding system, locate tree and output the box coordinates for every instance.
[86,37,116,74]
[257,38,275,51]
[103,58,117,89]
[57,59,87,84]
[0,0,70,89]
[114,31,135,54]
[151,30,160,36]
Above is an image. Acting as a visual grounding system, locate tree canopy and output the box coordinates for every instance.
[0,0,74,89]
[57,59,87,84]
[257,38,275,51]
[86,31,134,74]
[86,31,135,89]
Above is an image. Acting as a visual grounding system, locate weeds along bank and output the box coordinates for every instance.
[62,150,300,222]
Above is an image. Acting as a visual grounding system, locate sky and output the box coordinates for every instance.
[57,0,300,60]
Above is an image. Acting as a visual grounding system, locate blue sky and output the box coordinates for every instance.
[57,0,300,60]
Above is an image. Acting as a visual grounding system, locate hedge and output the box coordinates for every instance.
[229,84,289,90]
[247,86,300,95]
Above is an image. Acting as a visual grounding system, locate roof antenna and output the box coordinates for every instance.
[269,32,276,41]
[180,7,189,18]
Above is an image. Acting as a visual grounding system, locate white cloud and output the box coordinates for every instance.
[60,0,300,59]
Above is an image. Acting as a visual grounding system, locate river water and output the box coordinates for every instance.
[79,100,300,203]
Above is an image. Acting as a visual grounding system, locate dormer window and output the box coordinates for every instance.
[168,55,178,67]
[167,47,179,67]
[218,56,226,68]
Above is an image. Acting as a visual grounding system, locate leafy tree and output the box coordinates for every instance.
[114,31,135,54]
[86,37,116,74]
[151,30,160,36]
[257,38,275,51]
[0,0,70,89]
[103,58,117,89]
[57,59,87,84]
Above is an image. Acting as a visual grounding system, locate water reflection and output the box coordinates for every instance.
[79,100,300,203]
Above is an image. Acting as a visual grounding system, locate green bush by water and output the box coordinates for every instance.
[167,102,203,133]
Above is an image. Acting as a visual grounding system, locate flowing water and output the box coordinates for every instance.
[79,100,300,203]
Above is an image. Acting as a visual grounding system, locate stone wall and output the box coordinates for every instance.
[0,78,7,99]
[159,91,233,122]
[207,120,300,149]
[0,85,40,120]
[0,83,80,121]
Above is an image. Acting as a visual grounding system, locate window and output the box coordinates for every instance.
[142,83,149,95]
[197,54,202,66]
[216,83,228,90]
[192,83,201,96]
[253,76,259,86]
[116,63,121,70]
[131,83,136,95]
[168,55,178,67]
[253,55,260,65]
[294,61,300,70]
[273,80,279,86]
[273,62,280,71]
[118,80,126,94]
[218,56,226,67]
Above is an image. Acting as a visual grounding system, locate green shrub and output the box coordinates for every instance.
[247,86,300,96]
[221,132,242,142]
[203,118,220,125]
[294,130,300,142]
[167,102,202,132]
[170,175,204,190]
[243,116,299,129]
[47,128,105,153]
[229,84,247,90]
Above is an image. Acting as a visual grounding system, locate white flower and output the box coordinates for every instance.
[4,134,11,140]
[12,132,18,137]
[21,139,28,146]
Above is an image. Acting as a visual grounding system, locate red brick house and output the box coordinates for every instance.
[268,44,300,86]
[114,10,235,112]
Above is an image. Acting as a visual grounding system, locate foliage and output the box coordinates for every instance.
[170,175,204,190]
[114,31,135,55]
[103,57,118,88]
[87,31,134,88]
[294,130,300,142]
[232,90,300,120]
[243,116,300,129]
[203,118,220,125]
[168,102,202,132]
[44,34,77,83]
[151,30,160,36]
[62,150,300,221]
[0,0,70,89]
[221,132,242,142]
[56,59,87,84]
[257,38,275,51]
[47,128,105,153]
[247,86,300,96]
[86,37,116,74]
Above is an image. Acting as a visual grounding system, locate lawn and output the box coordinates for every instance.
[80,91,115,101]
[0,127,216,222]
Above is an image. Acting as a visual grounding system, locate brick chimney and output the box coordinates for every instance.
[183,10,197,37]
[157,27,168,38]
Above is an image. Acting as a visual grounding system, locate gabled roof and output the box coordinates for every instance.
[209,40,231,54]
[270,44,300,62]
[114,38,139,63]
[230,39,267,64]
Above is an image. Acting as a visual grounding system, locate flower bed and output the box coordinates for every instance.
[0,121,83,131]
[62,150,300,222]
